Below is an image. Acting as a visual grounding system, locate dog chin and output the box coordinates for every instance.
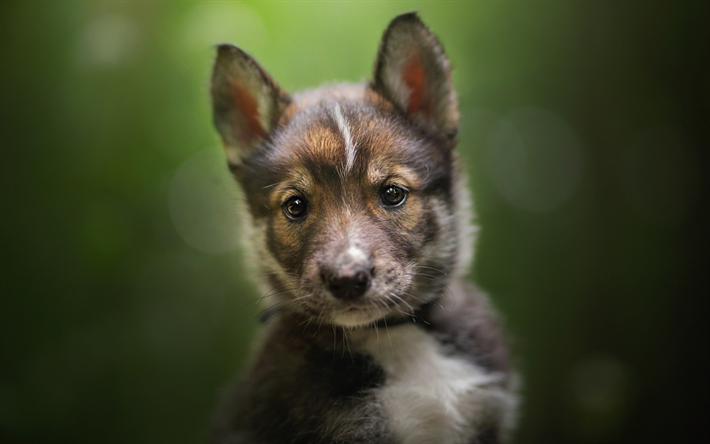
[332,308,382,327]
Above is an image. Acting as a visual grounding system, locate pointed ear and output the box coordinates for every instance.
[211,44,291,165]
[372,12,458,140]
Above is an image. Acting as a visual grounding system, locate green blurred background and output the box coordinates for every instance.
[1,1,707,443]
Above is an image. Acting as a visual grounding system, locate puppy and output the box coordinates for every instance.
[208,12,518,444]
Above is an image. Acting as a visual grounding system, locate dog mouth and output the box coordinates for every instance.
[293,267,419,326]
[333,306,382,327]
[337,302,380,318]
[329,293,409,327]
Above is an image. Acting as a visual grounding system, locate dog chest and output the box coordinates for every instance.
[361,324,501,444]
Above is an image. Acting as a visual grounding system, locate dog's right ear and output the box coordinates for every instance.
[211,44,290,166]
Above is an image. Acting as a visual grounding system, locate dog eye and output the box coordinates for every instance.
[282,196,308,219]
[380,185,408,207]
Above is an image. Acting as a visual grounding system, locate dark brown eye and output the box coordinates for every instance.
[282,196,307,219]
[380,184,408,207]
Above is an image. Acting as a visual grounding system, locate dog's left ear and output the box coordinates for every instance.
[372,12,458,141]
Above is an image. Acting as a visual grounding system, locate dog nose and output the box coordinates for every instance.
[321,266,372,300]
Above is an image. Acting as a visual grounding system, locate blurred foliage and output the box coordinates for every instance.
[0,2,707,443]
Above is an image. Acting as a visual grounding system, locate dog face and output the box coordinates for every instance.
[211,13,467,327]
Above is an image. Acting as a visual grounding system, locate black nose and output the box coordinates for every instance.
[321,267,372,300]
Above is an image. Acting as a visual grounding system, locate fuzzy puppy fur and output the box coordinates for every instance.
[208,12,518,444]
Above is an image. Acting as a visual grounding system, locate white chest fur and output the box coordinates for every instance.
[361,325,509,444]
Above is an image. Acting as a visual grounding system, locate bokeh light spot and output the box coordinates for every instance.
[77,15,140,67]
[487,108,584,212]
[566,355,634,442]
[168,148,241,255]
[182,2,267,56]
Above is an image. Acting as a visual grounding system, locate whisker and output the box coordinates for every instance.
[261,291,294,306]
[403,287,427,301]
[389,292,414,313]
[299,316,313,333]
[344,328,354,364]
[414,265,448,275]
[253,297,297,320]
[332,324,337,360]
[439,285,456,308]
[410,278,454,307]
[246,282,293,306]
[373,320,380,352]
[255,288,296,306]
[341,326,346,359]
[414,272,442,280]
[253,292,311,320]
[384,317,394,358]
[405,290,445,311]
[314,316,322,337]
[376,297,390,310]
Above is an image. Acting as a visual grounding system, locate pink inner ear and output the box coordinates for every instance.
[232,83,265,143]
[402,54,431,117]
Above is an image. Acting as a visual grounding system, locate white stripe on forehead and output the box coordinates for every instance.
[333,103,356,172]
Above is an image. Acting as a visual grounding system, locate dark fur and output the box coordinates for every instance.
[210,314,391,444]
[210,284,510,444]
[208,12,516,444]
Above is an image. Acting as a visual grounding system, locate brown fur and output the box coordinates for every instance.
[208,12,517,444]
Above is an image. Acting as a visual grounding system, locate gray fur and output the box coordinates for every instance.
[209,12,518,444]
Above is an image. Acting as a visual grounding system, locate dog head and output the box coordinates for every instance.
[211,12,471,327]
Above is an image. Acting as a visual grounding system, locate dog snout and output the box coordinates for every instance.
[320,264,373,301]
